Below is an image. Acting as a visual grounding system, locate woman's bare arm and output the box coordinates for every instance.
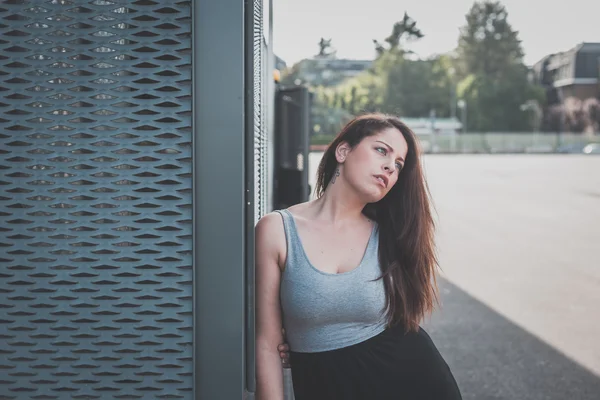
[255,213,286,400]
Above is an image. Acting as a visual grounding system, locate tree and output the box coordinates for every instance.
[583,97,600,133]
[457,65,545,131]
[563,97,586,132]
[310,86,355,137]
[455,1,545,131]
[280,62,303,86]
[367,14,455,118]
[285,12,459,131]
[542,104,564,133]
[317,38,335,58]
[373,12,424,57]
[379,57,453,118]
[457,1,523,79]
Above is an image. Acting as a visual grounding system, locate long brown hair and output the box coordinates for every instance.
[315,113,439,333]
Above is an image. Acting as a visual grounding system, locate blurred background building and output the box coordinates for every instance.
[532,42,600,102]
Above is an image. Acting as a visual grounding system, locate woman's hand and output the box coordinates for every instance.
[278,328,291,369]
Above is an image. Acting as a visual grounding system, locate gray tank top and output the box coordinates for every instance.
[275,209,388,353]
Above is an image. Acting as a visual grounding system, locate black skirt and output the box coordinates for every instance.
[289,324,462,400]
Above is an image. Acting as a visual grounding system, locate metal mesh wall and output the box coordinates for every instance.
[253,0,267,222]
[0,1,193,398]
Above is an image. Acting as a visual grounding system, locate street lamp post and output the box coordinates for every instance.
[457,99,467,135]
[429,108,437,153]
[449,67,456,120]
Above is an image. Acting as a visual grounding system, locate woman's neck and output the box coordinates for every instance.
[309,178,367,225]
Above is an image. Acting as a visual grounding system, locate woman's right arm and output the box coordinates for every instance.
[255,213,286,400]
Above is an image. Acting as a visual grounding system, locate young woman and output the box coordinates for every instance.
[255,113,462,400]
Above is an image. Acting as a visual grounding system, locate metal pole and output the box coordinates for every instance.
[193,0,246,398]
[464,102,468,135]
[450,86,457,120]
[430,109,437,153]
[449,67,456,120]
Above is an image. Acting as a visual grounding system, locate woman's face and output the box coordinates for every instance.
[337,127,409,202]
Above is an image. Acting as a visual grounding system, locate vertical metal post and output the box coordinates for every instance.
[193,0,246,398]
[245,0,257,395]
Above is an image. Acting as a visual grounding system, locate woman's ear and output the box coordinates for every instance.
[335,142,351,163]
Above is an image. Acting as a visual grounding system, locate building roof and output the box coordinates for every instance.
[575,42,600,53]
[531,42,600,88]
[311,57,372,69]
[533,42,600,69]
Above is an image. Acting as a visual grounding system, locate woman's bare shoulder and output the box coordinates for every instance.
[256,211,284,233]
[284,201,315,219]
[255,212,286,260]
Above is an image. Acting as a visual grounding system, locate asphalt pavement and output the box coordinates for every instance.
[308,153,600,399]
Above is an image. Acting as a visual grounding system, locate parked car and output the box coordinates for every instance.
[557,143,588,154]
[582,143,600,154]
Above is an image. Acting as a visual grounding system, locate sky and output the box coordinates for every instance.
[272,0,600,67]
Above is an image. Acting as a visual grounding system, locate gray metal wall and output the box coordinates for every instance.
[0,1,194,398]
[0,0,272,398]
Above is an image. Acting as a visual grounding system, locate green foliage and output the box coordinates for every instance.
[280,62,304,86]
[332,70,385,114]
[458,65,545,131]
[373,12,424,57]
[455,0,544,131]
[457,1,523,78]
[346,19,455,119]
[282,1,547,134]
[378,55,453,118]
[309,86,356,136]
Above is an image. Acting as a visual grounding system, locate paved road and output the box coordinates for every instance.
[308,153,600,399]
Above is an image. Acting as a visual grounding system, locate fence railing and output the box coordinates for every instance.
[417,133,600,154]
[310,132,600,154]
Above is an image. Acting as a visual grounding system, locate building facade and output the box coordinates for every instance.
[532,42,600,103]
[287,56,373,87]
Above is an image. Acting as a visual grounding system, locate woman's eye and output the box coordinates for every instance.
[376,147,387,155]
[395,162,403,170]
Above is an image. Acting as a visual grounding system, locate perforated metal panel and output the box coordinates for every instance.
[0,1,193,398]
[252,0,267,222]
